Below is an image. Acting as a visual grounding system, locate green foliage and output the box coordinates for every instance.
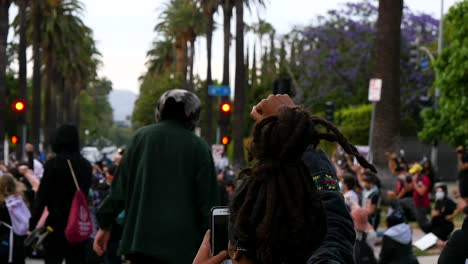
[336,104,372,145]
[108,125,133,147]
[80,78,114,144]
[419,1,468,147]
[132,73,184,129]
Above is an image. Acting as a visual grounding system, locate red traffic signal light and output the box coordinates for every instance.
[11,136,18,145]
[13,100,26,112]
[221,136,231,145]
[221,103,232,113]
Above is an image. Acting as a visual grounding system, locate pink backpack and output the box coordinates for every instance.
[64,160,93,243]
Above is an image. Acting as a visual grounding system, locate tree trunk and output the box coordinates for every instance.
[44,73,55,152]
[203,11,214,144]
[175,36,187,81]
[18,0,27,107]
[233,0,245,167]
[31,0,42,151]
[188,38,195,92]
[16,0,27,159]
[0,0,10,161]
[74,89,80,132]
[222,1,232,87]
[370,0,403,182]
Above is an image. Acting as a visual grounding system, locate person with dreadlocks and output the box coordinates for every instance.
[194,94,377,264]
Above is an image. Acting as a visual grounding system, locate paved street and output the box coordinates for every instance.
[26,255,441,263]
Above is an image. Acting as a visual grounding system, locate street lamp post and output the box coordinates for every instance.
[431,0,444,171]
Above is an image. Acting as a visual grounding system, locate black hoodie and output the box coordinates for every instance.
[438,217,468,264]
[30,125,92,232]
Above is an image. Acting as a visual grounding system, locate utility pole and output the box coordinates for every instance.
[431,0,444,171]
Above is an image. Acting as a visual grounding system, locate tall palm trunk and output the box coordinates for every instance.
[44,72,56,152]
[222,1,232,86]
[31,0,42,150]
[73,87,81,131]
[188,38,195,91]
[0,0,10,161]
[203,9,215,144]
[175,36,188,82]
[370,0,403,179]
[233,0,245,166]
[16,0,28,159]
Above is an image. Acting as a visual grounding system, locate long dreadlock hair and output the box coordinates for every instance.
[229,107,376,264]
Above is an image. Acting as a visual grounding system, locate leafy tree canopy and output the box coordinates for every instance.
[419,1,468,147]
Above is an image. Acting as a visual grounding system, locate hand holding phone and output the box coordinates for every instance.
[211,207,230,256]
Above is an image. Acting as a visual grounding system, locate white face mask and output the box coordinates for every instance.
[435,192,445,201]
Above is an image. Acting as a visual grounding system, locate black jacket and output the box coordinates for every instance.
[438,218,468,264]
[30,154,92,232]
[378,223,418,264]
[304,148,356,264]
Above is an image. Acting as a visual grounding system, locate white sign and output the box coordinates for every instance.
[413,232,438,251]
[368,78,382,102]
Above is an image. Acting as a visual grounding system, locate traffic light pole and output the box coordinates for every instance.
[216,97,221,144]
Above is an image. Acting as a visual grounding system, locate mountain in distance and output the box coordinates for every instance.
[109,89,138,123]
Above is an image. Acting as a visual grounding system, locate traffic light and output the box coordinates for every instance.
[221,136,231,145]
[12,99,26,123]
[273,79,292,95]
[219,102,232,145]
[219,102,232,126]
[325,101,335,123]
[11,135,18,145]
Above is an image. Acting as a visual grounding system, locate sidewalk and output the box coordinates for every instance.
[418,255,439,264]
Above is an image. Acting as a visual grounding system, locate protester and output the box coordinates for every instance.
[94,89,219,263]
[0,173,29,264]
[342,175,360,209]
[361,171,381,230]
[352,207,378,264]
[458,152,468,206]
[428,184,457,241]
[388,165,415,221]
[29,124,93,264]
[421,157,436,193]
[410,163,431,233]
[25,143,44,181]
[194,94,377,264]
[379,209,418,264]
[438,206,468,264]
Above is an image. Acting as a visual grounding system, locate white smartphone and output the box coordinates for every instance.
[211,207,230,256]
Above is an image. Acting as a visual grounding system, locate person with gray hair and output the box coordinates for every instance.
[94,89,219,263]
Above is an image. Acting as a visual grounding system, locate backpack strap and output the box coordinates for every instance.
[67,160,80,191]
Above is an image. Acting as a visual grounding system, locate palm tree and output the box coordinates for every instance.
[156,0,204,90]
[369,0,403,176]
[30,0,43,150]
[0,0,11,159]
[233,0,245,166]
[40,0,99,145]
[15,0,28,159]
[221,0,234,87]
[200,0,219,144]
[254,19,273,56]
[146,38,175,75]
[232,0,265,166]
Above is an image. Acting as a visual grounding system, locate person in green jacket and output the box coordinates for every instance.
[93,89,219,264]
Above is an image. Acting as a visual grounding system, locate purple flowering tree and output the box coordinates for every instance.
[298,0,438,132]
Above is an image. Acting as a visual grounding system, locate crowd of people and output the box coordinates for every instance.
[0,91,466,264]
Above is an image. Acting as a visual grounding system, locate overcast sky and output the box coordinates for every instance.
[79,0,459,94]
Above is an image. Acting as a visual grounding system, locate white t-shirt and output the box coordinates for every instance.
[344,190,359,207]
[33,159,44,180]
